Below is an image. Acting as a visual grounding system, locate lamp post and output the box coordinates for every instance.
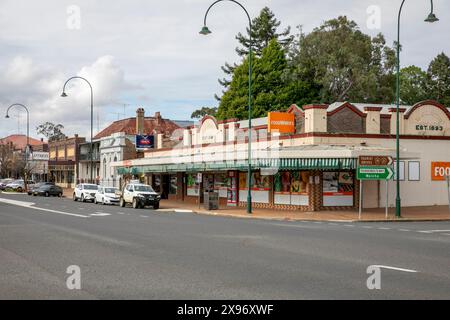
[395,0,438,218]
[200,0,253,214]
[61,76,94,183]
[5,104,30,183]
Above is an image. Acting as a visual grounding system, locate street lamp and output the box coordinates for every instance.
[5,104,30,183]
[200,0,253,214]
[61,76,94,183]
[395,0,438,218]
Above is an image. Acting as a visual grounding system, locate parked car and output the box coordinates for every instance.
[33,184,63,197]
[28,182,55,195]
[119,183,160,209]
[73,183,99,202]
[95,187,120,205]
[0,178,14,190]
[5,180,35,192]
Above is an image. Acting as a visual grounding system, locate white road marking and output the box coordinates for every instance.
[378,227,391,230]
[0,198,89,218]
[417,230,450,234]
[344,224,355,227]
[362,226,373,229]
[116,212,125,215]
[140,215,148,218]
[398,229,410,232]
[174,209,193,213]
[313,221,322,224]
[90,212,111,217]
[372,265,418,273]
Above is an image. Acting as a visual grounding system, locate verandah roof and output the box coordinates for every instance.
[116,158,357,175]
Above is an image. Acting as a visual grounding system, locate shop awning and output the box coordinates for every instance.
[116,157,357,174]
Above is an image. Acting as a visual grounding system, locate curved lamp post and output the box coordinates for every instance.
[5,103,30,182]
[61,76,94,183]
[200,0,253,214]
[395,0,438,218]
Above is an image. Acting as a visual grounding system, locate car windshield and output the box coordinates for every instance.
[134,185,154,192]
[84,185,98,190]
[104,188,117,194]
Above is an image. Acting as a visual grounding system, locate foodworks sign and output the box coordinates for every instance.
[268,112,295,133]
[431,162,450,181]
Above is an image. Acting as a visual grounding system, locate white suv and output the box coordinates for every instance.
[119,183,160,209]
[73,183,99,202]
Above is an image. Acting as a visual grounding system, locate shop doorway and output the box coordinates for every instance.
[161,174,170,199]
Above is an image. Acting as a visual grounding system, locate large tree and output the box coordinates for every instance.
[427,52,450,106]
[216,7,293,98]
[288,16,396,103]
[0,142,14,178]
[399,65,429,105]
[190,107,218,119]
[36,122,66,142]
[217,39,294,120]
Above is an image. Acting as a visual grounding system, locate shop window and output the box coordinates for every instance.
[186,174,200,196]
[408,161,420,181]
[322,171,354,207]
[169,175,177,195]
[214,173,228,198]
[238,171,270,203]
[393,161,405,181]
[274,171,309,206]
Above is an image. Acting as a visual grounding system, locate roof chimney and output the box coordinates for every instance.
[155,111,161,126]
[136,108,145,135]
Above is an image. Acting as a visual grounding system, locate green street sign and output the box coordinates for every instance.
[357,167,394,180]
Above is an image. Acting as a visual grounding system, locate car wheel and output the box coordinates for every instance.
[81,194,86,202]
[73,193,77,201]
[120,198,126,207]
[102,198,106,205]
[58,192,62,197]
[45,192,49,197]
[132,198,140,209]
[94,198,97,204]
[17,187,22,193]
[153,202,160,210]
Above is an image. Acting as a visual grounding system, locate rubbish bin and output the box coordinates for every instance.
[204,191,219,210]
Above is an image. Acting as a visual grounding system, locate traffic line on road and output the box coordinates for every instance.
[417,229,450,234]
[0,198,89,218]
[372,265,418,273]
[90,212,111,217]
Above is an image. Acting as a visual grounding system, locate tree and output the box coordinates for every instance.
[36,122,66,142]
[216,7,293,99]
[190,107,218,119]
[217,39,294,120]
[427,52,450,106]
[399,66,428,105]
[288,16,396,103]
[0,142,14,178]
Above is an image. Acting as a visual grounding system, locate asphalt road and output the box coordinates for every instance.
[0,192,449,299]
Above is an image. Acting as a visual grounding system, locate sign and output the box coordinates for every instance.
[358,156,393,166]
[357,167,394,180]
[268,112,295,134]
[135,135,154,149]
[30,152,49,161]
[431,162,450,181]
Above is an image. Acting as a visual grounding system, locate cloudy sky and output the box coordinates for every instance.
[0,0,448,140]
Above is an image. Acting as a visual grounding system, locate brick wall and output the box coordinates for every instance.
[327,108,365,134]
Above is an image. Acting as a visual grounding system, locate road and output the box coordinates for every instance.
[0,192,449,299]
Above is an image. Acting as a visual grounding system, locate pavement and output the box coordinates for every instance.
[0,191,449,299]
[58,188,450,222]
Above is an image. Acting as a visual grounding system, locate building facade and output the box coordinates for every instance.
[112,100,450,211]
[48,135,85,189]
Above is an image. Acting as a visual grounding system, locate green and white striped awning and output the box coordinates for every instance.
[116,158,356,174]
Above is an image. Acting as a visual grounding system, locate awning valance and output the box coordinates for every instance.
[116,158,357,175]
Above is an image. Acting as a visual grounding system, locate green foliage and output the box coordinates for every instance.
[217,6,293,98]
[400,66,428,105]
[190,107,218,119]
[217,39,295,120]
[427,52,450,106]
[287,16,396,103]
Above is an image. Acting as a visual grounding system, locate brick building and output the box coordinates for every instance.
[111,100,450,211]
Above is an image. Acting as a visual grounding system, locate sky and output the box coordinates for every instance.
[0,0,448,140]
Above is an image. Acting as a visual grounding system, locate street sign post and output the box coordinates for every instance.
[357,167,394,180]
[357,156,394,220]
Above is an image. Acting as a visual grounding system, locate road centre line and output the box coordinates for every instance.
[371,265,418,273]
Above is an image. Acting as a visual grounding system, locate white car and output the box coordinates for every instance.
[95,186,120,205]
[73,183,99,202]
[5,180,35,192]
[119,183,160,209]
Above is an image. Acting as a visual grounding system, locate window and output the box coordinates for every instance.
[408,161,420,181]
[393,161,405,181]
